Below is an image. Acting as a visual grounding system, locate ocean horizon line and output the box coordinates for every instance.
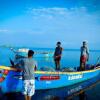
[0,45,100,52]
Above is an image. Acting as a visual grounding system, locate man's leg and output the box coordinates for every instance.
[27,80,35,100]
[23,80,28,100]
[24,95,28,100]
[84,62,86,70]
[57,60,60,70]
[27,96,32,100]
[54,60,58,70]
[55,61,60,70]
[80,62,83,71]
[24,95,31,100]
[81,63,85,71]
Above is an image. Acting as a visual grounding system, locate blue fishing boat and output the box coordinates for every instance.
[0,66,100,93]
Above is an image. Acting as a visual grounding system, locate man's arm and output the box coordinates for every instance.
[86,47,89,61]
[14,59,24,69]
[80,47,82,56]
[34,61,38,71]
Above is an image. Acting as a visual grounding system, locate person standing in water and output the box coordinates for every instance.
[80,41,89,71]
[54,42,63,70]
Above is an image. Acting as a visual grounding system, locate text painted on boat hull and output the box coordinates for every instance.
[68,74,83,80]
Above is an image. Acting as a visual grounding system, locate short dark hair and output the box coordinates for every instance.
[28,50,34,57]
[57,41,61,45]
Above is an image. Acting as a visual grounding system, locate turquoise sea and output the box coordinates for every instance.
[0,47,100,68]
[0,47,100,100]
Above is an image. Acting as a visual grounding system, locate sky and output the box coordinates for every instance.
[0,0,100,49]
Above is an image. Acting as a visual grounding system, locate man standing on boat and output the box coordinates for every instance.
[80,41,89,71]
[16,50,37,100]
[54,41,63,70]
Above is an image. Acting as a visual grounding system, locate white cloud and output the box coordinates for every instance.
[25,7,100,48]
[26,7,98,32]
[26,7,97,28]
[0,29,9,32]
[27,7,88,17]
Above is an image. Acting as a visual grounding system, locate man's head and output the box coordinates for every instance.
[28,50,34,57]
[83,41,87,47]
[57,41,61,47]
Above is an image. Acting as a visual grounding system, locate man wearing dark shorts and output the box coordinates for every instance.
[54,42,63,70]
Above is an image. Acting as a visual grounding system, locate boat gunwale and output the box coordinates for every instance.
[0,66,100,75]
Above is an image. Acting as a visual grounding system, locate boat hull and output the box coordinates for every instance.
[35,68,100,90]
[0,66,100,93]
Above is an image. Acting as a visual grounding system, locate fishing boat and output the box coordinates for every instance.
[17,48,29,53]
[11,48,53,58]
[34,51,53,58]
[0,66,100,93]
[10,48,29,57]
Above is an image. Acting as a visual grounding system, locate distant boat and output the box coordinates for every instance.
[10,48,29,55]
[34,51,53,58]
[12,48,29,57]
[17,48,29,53]
[0,65,99,93]
[16,48,54,58]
